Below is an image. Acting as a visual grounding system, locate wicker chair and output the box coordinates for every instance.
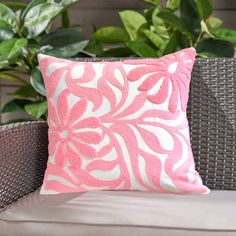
[1,58,236,236]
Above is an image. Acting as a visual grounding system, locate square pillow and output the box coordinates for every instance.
[38,48,209,194]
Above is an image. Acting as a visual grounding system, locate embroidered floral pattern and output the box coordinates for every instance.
[125,48,196,112]
[38,48,209,194]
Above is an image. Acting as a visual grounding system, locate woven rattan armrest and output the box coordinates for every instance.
[0,121,48,208]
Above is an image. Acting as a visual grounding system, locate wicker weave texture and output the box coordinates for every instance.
[188,58,236,190]
[0,122,48,208]
[1,58,236,208]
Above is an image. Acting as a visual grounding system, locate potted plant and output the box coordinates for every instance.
[0,0,94,122]
[93,0,236,57]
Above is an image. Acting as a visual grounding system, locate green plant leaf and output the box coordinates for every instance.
[207,17,222,30]
[10,84,38,98]
[0,29,14,41]
[212,28,236,43]
[1,99,32,113]
[21,0,47,21]
[166,0,180,11]
[180,0,200,32]
[0,3,16,30]
[196,39,234,57]
[143,29,165,49]
[60,0,79,7]
[42,40,89,57]
[24,101,47,119]
[40,26,83,47]
[24,2,63,38]
[0,72,27,84]
[84,39,103,57]
[2,2,27,10]
[126,41,157,57]
[143,0,160,7]
[119,10,147,41]
[157,10,193,38]
[144,8,154,21]
[94,26,130,43]
[0,38,27,60]
[30,68,46,96]
[0,57,8,69]
[196,0,213,20]
[163,31,181,55]
[152,8,170,39]
[103,47,133,57]
[200,20,214,38]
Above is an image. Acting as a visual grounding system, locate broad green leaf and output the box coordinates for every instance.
[212,28,236,43]
[126,41,157,57]
[196,39,234,57]
[42,40,89,58]
[21,0,47,21]
[0,29,14,41]
[2,2,27,9]
[10,84,38,98]
[0,38,27,59]
[196,0,213,20]
[60,0,79,7]
[30,68,46,96]
[157,10,193,38]
[144,8,154,21]
[163,31,181,55]
[1,99,32,113]
[0,72,27,85]
[166,0,180,11]
[24,101,47,119]
[143,0,160,7]
[119,10,147,41]
[136,23,150,43]
[152,8,170,39]
[24,3,63,38]
[207,17,222,30]
[0,57,8,69]
[143,29,165,49]
[40,26,83,47]
[0,3,16,30]
[94,26,130,43]
[84,39,103,57]
[103,47,133,57]
[200,20,214,38]
[180,0,200,32]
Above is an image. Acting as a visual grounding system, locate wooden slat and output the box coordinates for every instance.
[78,0,148,9]
[73,0,236,10]
[14,0,236,10]
[58,9,236,37]
[213,0,236,10]
[54,8,124,36]
[214,10,236,29]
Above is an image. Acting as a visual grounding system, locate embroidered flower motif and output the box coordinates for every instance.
[48,89,103,166]
[126,48,196,112]
[39,48,209,195]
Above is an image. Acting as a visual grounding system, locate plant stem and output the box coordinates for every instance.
[194,32,204,48]
[61,9,70,28]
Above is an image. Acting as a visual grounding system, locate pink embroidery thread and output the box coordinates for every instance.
[38,48,209,194]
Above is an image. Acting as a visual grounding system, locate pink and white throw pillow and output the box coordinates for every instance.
[38,48,209,194]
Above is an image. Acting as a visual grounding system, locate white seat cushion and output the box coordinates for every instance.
[0,190,235,236]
